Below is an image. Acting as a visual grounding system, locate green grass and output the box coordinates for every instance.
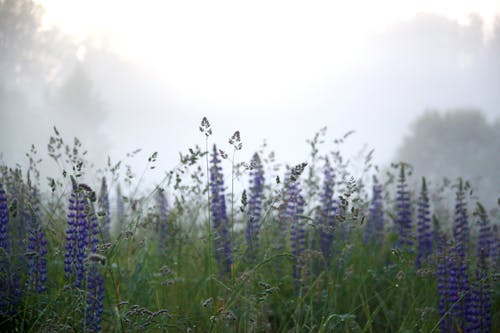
[0,125,498,332]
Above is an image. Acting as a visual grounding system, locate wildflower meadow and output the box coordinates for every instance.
[0,117,498,332]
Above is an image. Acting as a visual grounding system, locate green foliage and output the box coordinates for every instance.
[0,122,498,333]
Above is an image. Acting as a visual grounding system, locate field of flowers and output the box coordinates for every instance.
[0,117,498,332]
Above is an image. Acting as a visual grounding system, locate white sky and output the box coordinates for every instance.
[37,0,500,106]
[9,0,495,194]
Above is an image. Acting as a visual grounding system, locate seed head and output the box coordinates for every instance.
[199,117,212,137]
[229,131,242,150]
[290,162,308,182]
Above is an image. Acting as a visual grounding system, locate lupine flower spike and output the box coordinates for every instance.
[395,163,412,249]
[450,178,470,330]
[246,153,265,256]
[277,163,308,252]
[453,178,469,260]
[364,179,384,246]
[416,177,432,267]
[436,231,452,333]
[85,263,105,332]
[318,158,336,261]
[0,182,9,254]
[64,187,88,287]
[465,203,492,332]
[0,183,20,314]
[64,180,100,288]
[210,145,232,274]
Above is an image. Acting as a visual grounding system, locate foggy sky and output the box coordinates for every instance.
[1,10,499,190]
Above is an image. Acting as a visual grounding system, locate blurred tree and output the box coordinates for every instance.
[0,0,108,166]
[396,109,500,206]
[0,0,42,84]
[0,0,74,89]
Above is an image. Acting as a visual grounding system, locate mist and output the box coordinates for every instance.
[1,1,499,195]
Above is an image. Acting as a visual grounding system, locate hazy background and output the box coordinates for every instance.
[1,0,499,205]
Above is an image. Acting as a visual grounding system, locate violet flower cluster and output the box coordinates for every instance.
[436,231,452,333]
[276,166,307,282]
[64,190,88,287]
[0,182,22,315]
[64,183,104,331]
[210,145,232,274]
[364,182,384,246]
[395,164,412,249]
[452,179,470,329]
[1,183,14,314]
[465,203,492,332]
[0,182,8,253]
[318,159,337,261]
[246,153,265,255]
[435,183,495,333]
[416,178,432,267]
[453,179,469,260]
[85,264,105,332]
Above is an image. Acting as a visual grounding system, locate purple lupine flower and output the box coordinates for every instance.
[290,192,306,281]
[440,246,468,331]
[210,145,232,274]
[26,188,48,293]
[464,203,492,332]
[65,183,99,288]
[436,232,452,333]
[466,248,491,333]
[451,179,470,329]
[475,203,492,259]
[395,164,412,249]
[98,177,111,242]
[64,190,88,287]
[0,183,9,253]
[65,182,106,330]
[364,181,384,246]
[85,263,105,332]
[416,177,432,268]
[276,163,308,254]
[435,210,471,333]
[156,188,169,254]
[0,183,21,315]
[454,257,470,331]
[318,158,337,260]
[453,179,469,260]
[246,153,265,254]
[446,250,463,330]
